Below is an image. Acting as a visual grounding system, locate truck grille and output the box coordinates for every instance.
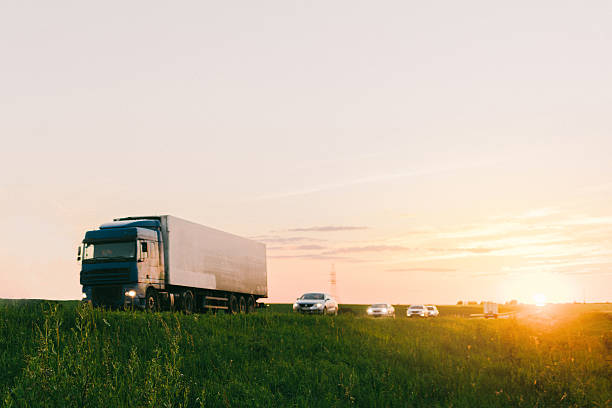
[91,286,123,307]
[81,268,131,285]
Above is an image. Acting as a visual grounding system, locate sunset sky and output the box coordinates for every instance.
[1,1,611,304]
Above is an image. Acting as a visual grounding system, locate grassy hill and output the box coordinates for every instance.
[1,300,610,407]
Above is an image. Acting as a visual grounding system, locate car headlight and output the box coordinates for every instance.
[316,303,324,309]
[381,308,387,313]
[367,308,373,314]
[82,292,87,299]
[125,290,136,297]
[293,303,298,310]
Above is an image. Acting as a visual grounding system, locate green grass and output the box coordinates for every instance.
[1,300,610,407]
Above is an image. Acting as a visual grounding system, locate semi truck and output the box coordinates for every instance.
[483,301,499,318]
[78,215,267,313]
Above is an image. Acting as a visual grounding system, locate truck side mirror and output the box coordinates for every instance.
[77,246,81,261]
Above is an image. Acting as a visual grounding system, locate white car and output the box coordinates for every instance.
[425,305,439,317]
[366,303,395,318]
[407,304,428,318]
[293,293,338,315]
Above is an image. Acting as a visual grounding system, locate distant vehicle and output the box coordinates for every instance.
[425,305,439,317]
[367,303,395,318]
[483,302,499,318]
[469,301,515,319]
[293,293,338,315]
[78,215,267,313]
[407,304,428,318]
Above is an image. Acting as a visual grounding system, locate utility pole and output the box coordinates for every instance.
[329,263,337,300]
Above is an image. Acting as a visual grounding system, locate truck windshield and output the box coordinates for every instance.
[84,242,136,261]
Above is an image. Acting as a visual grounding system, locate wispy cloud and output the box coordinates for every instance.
[249,235,326,244]
[515,208,561,219]
[325,245,410,254]
[291,244,328,250]
[268,254,374,263]
[469,271,510,277]
[253,159,502,201]
[262,208,612,280]
[385,267,456,273]
[288,226,368,232]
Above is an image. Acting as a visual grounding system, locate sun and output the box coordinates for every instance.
[533,293,546,307]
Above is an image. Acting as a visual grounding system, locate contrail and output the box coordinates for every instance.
[252,158,501,201]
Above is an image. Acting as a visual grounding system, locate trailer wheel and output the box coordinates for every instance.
[246,296,255,313]
[145,288,159,312]
[183,290,195,314]
[238,296,246,314]
[228,294,239,314]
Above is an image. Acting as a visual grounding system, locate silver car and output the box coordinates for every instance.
[367,303,395,318]
[425,305,439,317]
[407,304,428,318]
[293,292,338,315]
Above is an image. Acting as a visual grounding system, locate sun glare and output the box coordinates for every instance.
[533,293,546,307]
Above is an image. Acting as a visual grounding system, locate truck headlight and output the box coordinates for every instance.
[125,290,136,297]
[82,293,87,299]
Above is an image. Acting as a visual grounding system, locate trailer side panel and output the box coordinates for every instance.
[163,215,267,296]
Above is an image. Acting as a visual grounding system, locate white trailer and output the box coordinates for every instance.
[161,215,267,296]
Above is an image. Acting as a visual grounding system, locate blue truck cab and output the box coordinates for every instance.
[79,219,163,309]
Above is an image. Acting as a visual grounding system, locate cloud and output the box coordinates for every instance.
[249,235,326,244]
[268,254,373,263]
[325,245,410,254]
[422,247,498,254]
[288,226,368,232]
[385,267,456,273]
[292,244,328,250]
[252,159,502,200]
[515,208,561,219]
[463,247,498,254]
[267,244,328,251]
[469,271,510,277]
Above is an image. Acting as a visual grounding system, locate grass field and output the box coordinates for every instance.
[1,300,610,407]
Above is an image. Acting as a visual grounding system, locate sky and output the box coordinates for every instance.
[1,1,611,304]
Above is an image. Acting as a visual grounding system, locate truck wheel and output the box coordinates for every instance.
[183,290,194,314]
[145,288,159,312]
[238,296,246,314]
[228,294,239,314]
[246,296,255,313]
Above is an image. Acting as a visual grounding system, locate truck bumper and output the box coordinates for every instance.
[82,285,147,309]
[124,295,146,310]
